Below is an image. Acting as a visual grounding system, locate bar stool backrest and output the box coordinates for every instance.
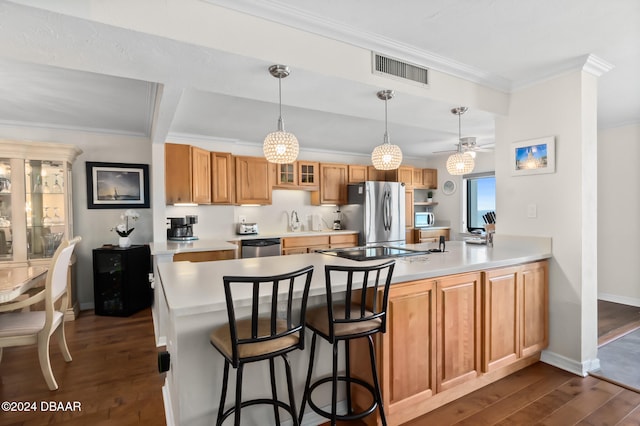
[222,265,314,366]
[324,260,395,340]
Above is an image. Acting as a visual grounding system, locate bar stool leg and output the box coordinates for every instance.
[345,340,353,416]
[234,364,244,426]
[298,332,317,424]
[217,360,230,426]
[283,353,300,426]
[331,341,339,425]
[367,335,387,426]
[269,358,281,425]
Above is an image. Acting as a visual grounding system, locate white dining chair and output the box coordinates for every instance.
[0,236,81,390]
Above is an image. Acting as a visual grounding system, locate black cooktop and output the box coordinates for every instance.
[320,246,429,261]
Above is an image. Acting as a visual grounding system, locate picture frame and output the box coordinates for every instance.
[510,136,555,176]
[86,162,150,209]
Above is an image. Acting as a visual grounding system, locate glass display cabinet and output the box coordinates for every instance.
[0,140,82,319]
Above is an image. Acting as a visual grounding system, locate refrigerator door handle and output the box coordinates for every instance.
[383,190,391,231]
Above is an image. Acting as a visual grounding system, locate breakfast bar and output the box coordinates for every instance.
[155,236,551,426]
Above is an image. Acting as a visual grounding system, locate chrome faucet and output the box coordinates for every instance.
[290,210,301,231]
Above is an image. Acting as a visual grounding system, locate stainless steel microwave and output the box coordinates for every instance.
[415,212,435,228]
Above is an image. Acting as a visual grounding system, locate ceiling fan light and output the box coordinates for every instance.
[263,130,299,164]
[446,152,475,175]
[372,142,403,170]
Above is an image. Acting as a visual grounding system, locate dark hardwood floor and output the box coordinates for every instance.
[2,308,639,425]
[598,300,640,347]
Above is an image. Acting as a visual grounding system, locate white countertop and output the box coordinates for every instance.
[157,235,551,317]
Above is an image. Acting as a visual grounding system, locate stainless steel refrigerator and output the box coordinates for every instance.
[342,181,406,246]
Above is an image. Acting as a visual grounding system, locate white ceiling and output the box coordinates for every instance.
[0,0,638,159]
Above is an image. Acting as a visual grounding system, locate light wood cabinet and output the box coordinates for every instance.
[423,168,438,190]
[482,261,548,372]
[211,152,234,205]
[387,166,414,188]
[275,163,296,186]
[383,279,437,418]
[165,143,211,205]
[172,249,237,262]
[415,228,450,243]
[367,166,387,181]
[435,272,482,392]
[348,165,368,183]
[405,189,414,228]
[298,161,319,188]
[235,156,273,205]
[281,233,357,255]
[311,163,348,205]
[412,168,424,187]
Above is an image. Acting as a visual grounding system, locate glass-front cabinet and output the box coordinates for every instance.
[0,141,82,318]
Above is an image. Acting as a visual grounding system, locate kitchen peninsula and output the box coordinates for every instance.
[154,236,551,426]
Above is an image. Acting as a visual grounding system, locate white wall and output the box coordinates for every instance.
[0,125,153,309]
[495,70,599,375]
[598,124,640,305]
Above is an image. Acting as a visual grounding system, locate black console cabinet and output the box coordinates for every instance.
[93,245,152,316]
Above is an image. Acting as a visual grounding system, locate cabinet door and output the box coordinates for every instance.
[405,189,414,228]
[191,146,211,204]
[211,152,234,204]
[520,261,549,357]
[436,272,481,392]
[412,168,424,188]
[398,166,414,187]
[382,280,436,418]
[348,165,368,183]
[423,168,438,190]
[298,161,319,187]
[276,163,297,186]
[314,163,348,205]
[165,143,192,204]
[367,166,387,181]
[483,267,519,372]
[235,156,272,205]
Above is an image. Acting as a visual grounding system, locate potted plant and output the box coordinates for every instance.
[427,191,433,202]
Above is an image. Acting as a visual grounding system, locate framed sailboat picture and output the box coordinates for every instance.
[510,136,555,176]
[86,162,150,209]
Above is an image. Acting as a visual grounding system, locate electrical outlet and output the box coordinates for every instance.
[527,204,537,218]
[239,216,246,224]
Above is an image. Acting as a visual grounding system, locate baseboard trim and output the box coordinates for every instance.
[162,379,175,426]
[540,350,600,376]
[598,293,640,307]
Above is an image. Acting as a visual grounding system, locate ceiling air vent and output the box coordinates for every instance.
[372,53,429,86]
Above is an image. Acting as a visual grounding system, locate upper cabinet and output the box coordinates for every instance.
[348,165,368,184]
[367,166,387,181]
[423,168,438,190]
[211,152,235,205]
[235,156,273,205]
[311,163,348,205]
[273,161,319,190]
[165,143,211,205]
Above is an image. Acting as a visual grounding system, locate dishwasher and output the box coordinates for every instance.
[241,238,282,258]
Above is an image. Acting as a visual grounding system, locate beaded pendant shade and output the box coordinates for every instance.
[446,107,475,175]
[371,90,403,170]
[263,65,299,164]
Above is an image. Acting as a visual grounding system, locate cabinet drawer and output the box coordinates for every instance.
[282,236,330,248]
[173,250,236,262]
[329,234,358,245]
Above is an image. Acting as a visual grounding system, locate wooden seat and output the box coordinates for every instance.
[0,236,81,390]
[299,260,395,426]
[209,265,314,426]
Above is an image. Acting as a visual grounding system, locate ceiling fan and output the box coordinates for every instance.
[433,107,494,157]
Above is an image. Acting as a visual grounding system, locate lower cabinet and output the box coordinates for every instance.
[415,228,450,243]
[350,260,548,425]
[281,233,357,255]
[482,261,548,372]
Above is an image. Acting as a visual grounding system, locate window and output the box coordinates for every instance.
[465,172,496,232]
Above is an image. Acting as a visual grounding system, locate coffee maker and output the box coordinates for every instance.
[167,215,199,241]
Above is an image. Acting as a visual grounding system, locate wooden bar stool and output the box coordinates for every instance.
[298,260,395,425]
[209,265,314,426]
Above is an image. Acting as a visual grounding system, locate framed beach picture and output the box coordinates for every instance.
[86,162,150,209]
[510,136,555,176]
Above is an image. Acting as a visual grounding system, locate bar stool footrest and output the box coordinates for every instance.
[219,398,296,425]
[307,376,378,422]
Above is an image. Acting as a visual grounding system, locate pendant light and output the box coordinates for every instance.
[446,107,475,175]
[371,90,403,170]
[263,64,299,164]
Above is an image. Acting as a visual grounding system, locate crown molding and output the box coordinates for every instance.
[0,119,148,138]
[202,0,512,92]
[582,54,615,77]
